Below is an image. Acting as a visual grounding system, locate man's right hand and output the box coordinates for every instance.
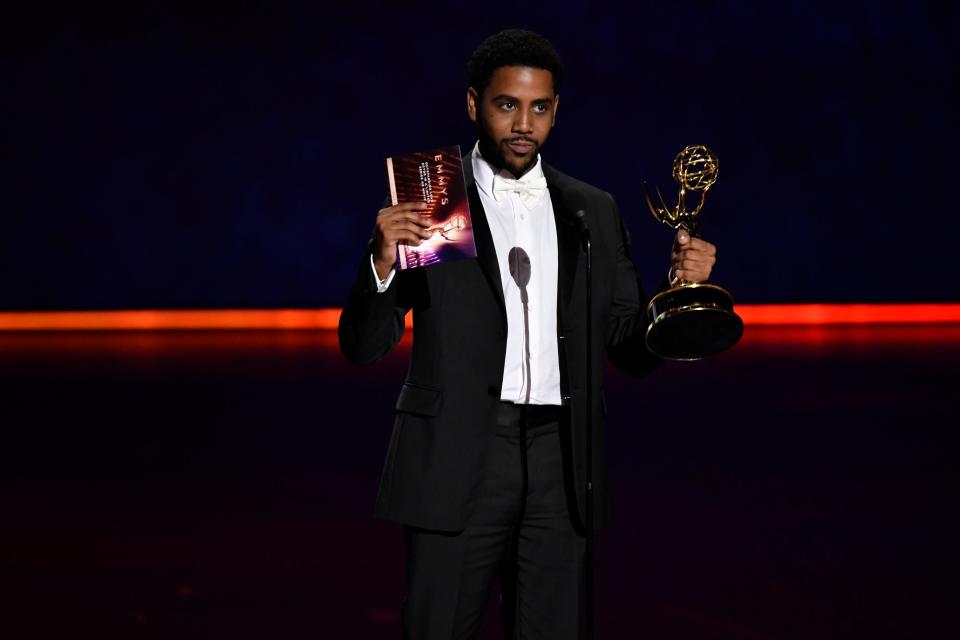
[372,202,433,280]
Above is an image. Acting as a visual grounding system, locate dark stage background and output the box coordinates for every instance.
[3,328,958,638]
[3,2,959,639]
[2,1,957,310]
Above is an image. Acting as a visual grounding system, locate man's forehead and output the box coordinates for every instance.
[484,66,557,97]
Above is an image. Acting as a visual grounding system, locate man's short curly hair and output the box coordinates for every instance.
[467,29,564,97]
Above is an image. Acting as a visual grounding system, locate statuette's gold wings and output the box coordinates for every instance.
[644,144,718,237]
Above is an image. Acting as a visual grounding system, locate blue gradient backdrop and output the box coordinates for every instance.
[2,1,956,310]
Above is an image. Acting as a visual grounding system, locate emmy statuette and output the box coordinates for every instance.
[644,145,743,360]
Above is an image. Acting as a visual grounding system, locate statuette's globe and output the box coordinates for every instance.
[672,145,718,193]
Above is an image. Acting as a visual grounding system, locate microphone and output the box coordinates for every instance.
[564,189,591,249]
[572,209,590,248]
[563,190,595,640]
[508,246,531,304]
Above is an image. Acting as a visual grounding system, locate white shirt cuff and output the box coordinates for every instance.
[370,254,396,293]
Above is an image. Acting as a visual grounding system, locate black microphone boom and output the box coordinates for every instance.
[568,204,595,640]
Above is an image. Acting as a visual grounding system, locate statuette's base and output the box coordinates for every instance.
[646,283,743,360]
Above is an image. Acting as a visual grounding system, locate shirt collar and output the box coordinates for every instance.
[471,141,544,198]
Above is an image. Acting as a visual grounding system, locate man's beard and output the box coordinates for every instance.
[476,125,540,179]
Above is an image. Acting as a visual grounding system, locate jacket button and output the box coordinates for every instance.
[487,385,500,397]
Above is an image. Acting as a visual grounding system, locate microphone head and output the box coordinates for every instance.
[508,246,531,289]
[573,208,588,227]
[563,189,590,238]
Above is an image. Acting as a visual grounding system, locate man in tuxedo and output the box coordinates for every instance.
[339,29,718,639]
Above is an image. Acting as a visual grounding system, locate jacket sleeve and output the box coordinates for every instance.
[603,193,666,377]
[338,241,412,365]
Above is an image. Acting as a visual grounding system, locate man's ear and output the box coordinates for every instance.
[552,93,560,127]
[466,87,479,123]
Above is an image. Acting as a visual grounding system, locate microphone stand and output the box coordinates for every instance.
[573,210,594,640]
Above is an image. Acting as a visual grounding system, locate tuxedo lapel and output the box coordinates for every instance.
[545,166,582,317]
[462,157,506,317]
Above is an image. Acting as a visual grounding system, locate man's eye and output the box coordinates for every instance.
[500,102,515,110]
[534,104,548,112]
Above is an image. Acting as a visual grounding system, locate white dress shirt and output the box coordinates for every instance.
[471,143,561,405]
[372,142,562,405]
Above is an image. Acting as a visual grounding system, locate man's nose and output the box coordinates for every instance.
[512,108,533,133]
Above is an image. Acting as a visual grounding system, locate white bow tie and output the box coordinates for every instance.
[492,175,548,209]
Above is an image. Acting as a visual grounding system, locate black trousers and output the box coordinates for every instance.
[402,402,585,639]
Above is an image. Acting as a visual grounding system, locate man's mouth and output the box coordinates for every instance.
[505,139,536,155]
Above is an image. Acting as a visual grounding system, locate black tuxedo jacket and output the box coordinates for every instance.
[339,158,662,532]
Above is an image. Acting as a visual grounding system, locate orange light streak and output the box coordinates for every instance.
[0,309,346,331]
[0,304,958,332]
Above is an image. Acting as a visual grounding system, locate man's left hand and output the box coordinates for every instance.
[671,230,717,284]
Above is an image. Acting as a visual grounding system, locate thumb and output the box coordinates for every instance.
[675,229,690,245]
